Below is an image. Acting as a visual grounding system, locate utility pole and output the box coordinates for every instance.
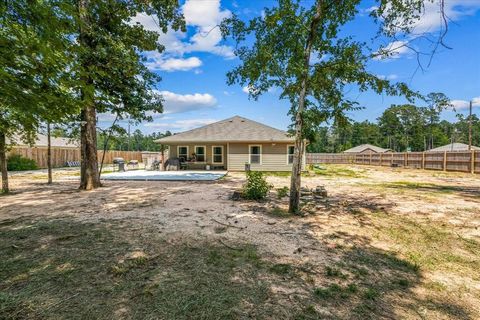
[468,100,473,151]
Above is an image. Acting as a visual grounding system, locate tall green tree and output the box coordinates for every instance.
[72,0,184,190]
[422,92,450,150]
[0,1,75,193]
[222,0,431,213]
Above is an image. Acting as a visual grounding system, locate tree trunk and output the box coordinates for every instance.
[78,0,100,190]
[289,0,323,213]
[161,147,165,170]
[47,122,52,184]
[0,132,8,193]
[80,105,101,190]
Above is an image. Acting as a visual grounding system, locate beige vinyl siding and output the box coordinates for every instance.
[228,143,303,171]
[167,143,227,169]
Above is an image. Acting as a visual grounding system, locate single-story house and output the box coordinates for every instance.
[343,144,391,154]
[7,133,79,148]
[427,143,480,152]
[155,116,303,171]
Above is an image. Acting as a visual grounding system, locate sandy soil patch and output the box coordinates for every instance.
[1,165,479,319]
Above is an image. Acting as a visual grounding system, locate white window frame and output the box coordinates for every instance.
[287,144,295,165]
[249,144,262,165]
[212,145,224,164]
[177,146,189,161]
[194,145,206,163]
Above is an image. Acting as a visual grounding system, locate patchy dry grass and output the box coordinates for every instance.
[0,215,453,320]
[1,165,479,319]
[0,219,275,319]
[308,164,366,178]
[376,181,460,193]
[371,211,480,277]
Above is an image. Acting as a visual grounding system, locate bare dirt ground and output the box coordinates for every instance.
[1,165,479,319]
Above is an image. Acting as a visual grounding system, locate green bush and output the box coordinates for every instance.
[242,171,272,200]
[7,154,38,171]
[276,186,289,198]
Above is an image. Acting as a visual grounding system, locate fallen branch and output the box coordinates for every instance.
[211,218,246,230]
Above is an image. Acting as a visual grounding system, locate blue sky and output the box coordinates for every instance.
[99,0,480,134]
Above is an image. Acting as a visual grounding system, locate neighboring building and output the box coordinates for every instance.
[427,143,480,152]
[155,116,301,171]
[343,144,391,154]
[8,133,79,148]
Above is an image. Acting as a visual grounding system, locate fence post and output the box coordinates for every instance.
[443,151,447,171]
[471,150,475,174]
[380,153,383,166]
[405,153,408,167]
[391,153,394,166]
[422,152,425,169]
[369,153,372,165]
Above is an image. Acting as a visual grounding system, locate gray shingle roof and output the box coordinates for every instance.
[343,144,390,153]
[427,143,480,152]
[155,116,294,143]
[8,133,79,148]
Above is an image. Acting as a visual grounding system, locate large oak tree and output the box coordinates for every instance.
[73,0,184,190]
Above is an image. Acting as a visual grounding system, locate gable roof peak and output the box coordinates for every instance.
[155,115,294,143]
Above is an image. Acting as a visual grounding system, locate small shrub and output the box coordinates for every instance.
[6,154,38,171]
[242,171,272,200]
[276,186,289,198]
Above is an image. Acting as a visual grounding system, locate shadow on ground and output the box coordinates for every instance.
[0,215,473,319]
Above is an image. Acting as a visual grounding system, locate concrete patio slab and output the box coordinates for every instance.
[100,170,227,181]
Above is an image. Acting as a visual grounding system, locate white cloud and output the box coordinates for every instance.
[373,1,480,61]
[411,0,480,35]
[358,5,378,16]
[131,0,235,70]
[157,90,217,114]
[145,55,202,72]
[181,0,234,58]
[242,85,276,95]
[450,97,480,110]
[145,118,218,132]
[97,113,118,122]
[376,74,399,80]
[373,40,411,60]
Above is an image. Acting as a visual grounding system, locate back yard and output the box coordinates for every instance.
[1,165,479,319]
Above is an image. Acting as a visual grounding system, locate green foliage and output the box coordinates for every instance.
[7,154,38,171]
[277,186,289,198]
[307,99,476,153]
[242,171,272,200]
[221,0,425,139]
[97,129,171,152]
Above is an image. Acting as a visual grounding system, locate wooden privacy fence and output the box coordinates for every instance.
[8,147,143,169]
[306,151,480,174]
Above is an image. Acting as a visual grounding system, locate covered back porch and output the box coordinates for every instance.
[166,143,227,170]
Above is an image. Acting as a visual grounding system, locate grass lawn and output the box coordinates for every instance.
[1,164,479,319]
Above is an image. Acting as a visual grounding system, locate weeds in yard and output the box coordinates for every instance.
[269,206,292,218]
[1,210,476,319]
[310,165,365,178]
[277,186,289,198]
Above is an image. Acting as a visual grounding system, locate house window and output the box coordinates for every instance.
[178,146,188,161]
[249,145,261,164]
[195,146,205,162]
[287,145,295,164]
[212,146,223,163]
